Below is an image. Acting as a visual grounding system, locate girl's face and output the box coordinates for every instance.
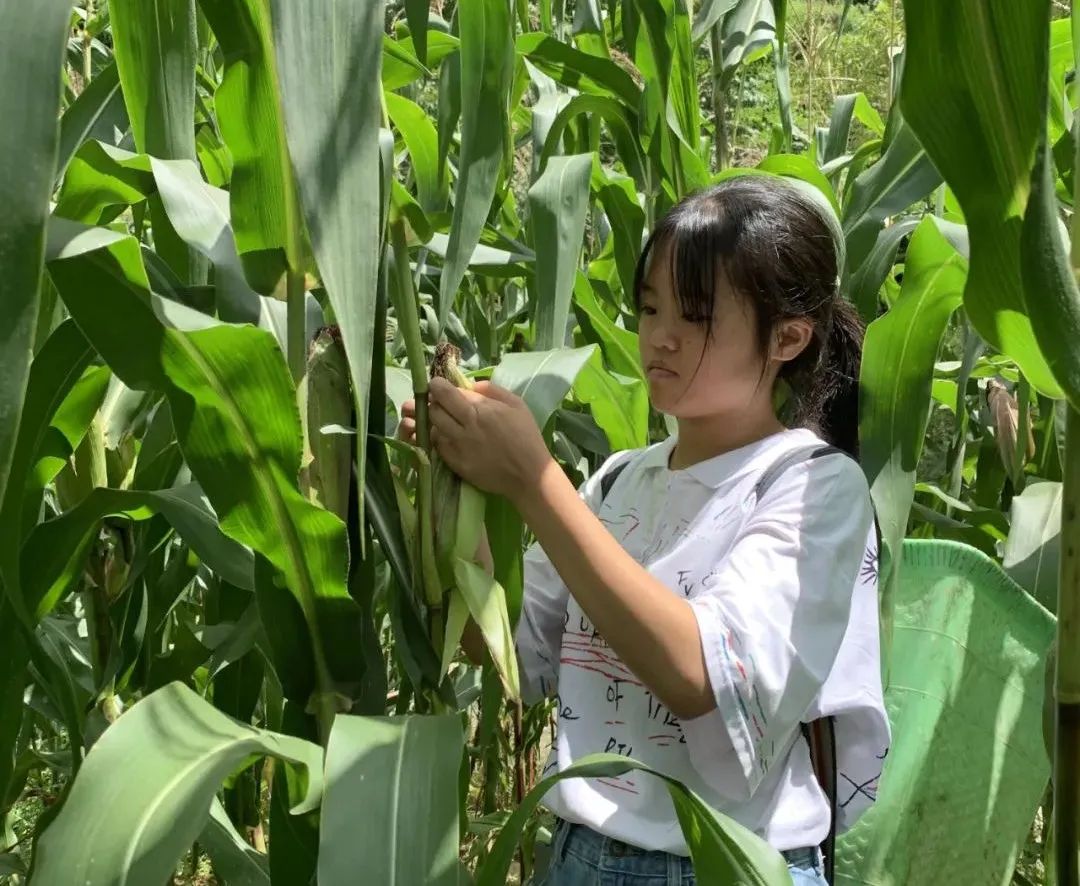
[637,244,777,420]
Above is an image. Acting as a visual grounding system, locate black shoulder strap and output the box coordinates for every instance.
[599,452,634,502]
[754,444,845,500]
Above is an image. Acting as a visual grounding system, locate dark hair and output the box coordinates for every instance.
[632,176,864,457]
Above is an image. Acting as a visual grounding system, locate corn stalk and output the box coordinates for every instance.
[1057,404,1080,884]
[389,217,445,662]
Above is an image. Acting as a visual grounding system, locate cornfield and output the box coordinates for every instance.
[1,0,1079,883]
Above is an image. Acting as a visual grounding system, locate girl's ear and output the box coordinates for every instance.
[771,318,814,364]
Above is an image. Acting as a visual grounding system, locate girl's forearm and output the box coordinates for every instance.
[512,458,715,719]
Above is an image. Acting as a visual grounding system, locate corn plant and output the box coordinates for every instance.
[0,0,1078,883]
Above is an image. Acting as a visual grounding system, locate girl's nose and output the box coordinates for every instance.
[648,323,678,352]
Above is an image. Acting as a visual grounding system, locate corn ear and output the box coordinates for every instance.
[424,343,518,697]
[988,378,1036,487]
[305,326,352,523]
[430,342,474,587]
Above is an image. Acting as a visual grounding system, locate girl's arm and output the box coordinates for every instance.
[426,376,713,718]
[512,458,715,720]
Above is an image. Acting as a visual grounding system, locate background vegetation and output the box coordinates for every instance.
[1,0,1079,884]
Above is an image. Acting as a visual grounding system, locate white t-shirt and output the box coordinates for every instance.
[515,427,889,855]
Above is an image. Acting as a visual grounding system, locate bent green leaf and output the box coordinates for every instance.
[859,218,966,654]
[1020,139,1080,411]
[33,682,322,885]
[476,752,790,886]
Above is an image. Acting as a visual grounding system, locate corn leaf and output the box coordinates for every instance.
[475,752,790,886]
[1004,480,1063,612]
[692,0,739,43]
[573,349,649,451]
[900,0,1061,398]
[491,345,599,428]
[859,218,966,656]
[841,109,942,281]
[847,218,919,321]
[1020,139,1080,411]
[25,365,111,518]
[0,0,69,795]
[148,156,323,343]
[110,0,202,282]
[54,140,155,224]
[56,60,128,184]
[453,558,520,699]
[517,33,641,107]
[439,0,515,334]
[384,33,460,91]
[54,144,322,349]
[269,0,385,537]
[319,714,464,886]
[196,0,294,294]
[0,0,71,562]
[45,218,365,710]
[198,797,270,886]
[33,683,322,885]
[110,0,197,160]
[22,484,254,621]
[823,92,885,165]
[717,0,775,75]
[386,91,447,215]
[772,0,792,152]
[571,272,643,381]
[0,321,99,620]
[530,153,593,350]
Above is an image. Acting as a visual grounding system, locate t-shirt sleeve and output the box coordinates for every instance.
[679,453,874,798]
[514,450,630,704]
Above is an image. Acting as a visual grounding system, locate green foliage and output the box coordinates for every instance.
[0,0,1077,883]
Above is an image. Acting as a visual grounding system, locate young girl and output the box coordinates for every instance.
[403,177,889,885]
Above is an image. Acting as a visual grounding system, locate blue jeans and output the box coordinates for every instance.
[536,819,828,885]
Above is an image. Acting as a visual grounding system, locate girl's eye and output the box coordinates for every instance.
[640,305,657,316]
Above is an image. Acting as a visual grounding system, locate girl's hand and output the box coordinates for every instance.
[396,398,417,444]
[427,377,552,500]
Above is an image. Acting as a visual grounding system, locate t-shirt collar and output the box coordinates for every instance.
[636,427,819,489]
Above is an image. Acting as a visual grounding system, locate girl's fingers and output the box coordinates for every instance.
[401,399,415,418]
[396,417,416,442]
[429,378,473,426]
[472,380,515,404]
[435,403,468,434]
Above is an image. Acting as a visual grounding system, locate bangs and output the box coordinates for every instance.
[632,193,744,333]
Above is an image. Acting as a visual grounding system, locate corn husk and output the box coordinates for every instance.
[429,342,473,587]
[426,342,519,699]
[305,326,352,523]
[987,379,1036,486]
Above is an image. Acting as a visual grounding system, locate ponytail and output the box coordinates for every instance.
[811,298,864,458]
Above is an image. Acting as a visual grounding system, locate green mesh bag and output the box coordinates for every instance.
[836,539,1054,885]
